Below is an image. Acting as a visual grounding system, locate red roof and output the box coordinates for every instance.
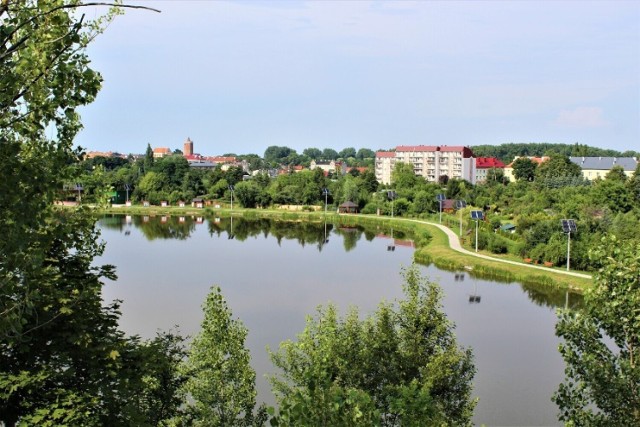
[476,157,505,168]
[394,145,474,157]
[376,151,396,158]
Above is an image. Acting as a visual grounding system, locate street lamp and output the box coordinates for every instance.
[75,183,83,203]
[561,219,577,271]
[322,187,330,216]
[455,200,467,236]
[436,193,446,223]
[471,210,484,253]
[387,190,397,251]
[228,184,235,211]
[387,190,397,218]
[124,183,131,203]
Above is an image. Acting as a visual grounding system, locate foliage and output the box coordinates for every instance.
[554,236,640,425]
[269,265,476,426]
[180,286,267,426]
[512,157,537,181]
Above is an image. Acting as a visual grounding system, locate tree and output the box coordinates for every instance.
[264,145,295,164]
[605,165,628,182]
[391,162,418,190]
[269,265,476,426]
[554,235,640,425]
[303,147,322,160]
[1,2,170,424]
[321,147,339,160]
[180,286,267,426]
[356,148,375,160]
[339,147,357,159]
[535,154,582,181]
[144,143,155,172]
[512,157,537,181]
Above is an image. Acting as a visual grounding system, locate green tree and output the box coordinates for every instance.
[339,147,357,159]
[554,235,640,425]
[303,147,322,159]
[605,165,628,182]
[322,147,339,160]
[144,143,155,172]
[535,154,582,181]
[269,265,476,426]
[180,286,267,426]
[391,162,418,191]
[512,157,537,181]
[356,148,376,160]
[0,2,175,424]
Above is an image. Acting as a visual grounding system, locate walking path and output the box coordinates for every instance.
[387,216,593,280]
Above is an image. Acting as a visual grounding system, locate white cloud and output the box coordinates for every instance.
[554,107,610,128]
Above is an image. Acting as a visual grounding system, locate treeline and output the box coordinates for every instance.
[471,142,639,163]
[81,149,640,271]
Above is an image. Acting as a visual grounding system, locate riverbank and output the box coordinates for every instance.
[93,205,593,291]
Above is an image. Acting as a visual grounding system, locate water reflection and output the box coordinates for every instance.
[97,214,586,426]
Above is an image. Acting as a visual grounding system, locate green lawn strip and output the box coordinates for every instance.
[413,222,592,292]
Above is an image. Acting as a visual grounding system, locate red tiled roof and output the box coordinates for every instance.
[153,147,171,154]
[476,157,505,168]
[376,151,396,158]
[394,145,475,157]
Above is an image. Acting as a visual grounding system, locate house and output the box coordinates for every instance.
[310,160,343,175]
[503,156,550,182]
[569,157,638,181]
[441,199,456,213]
[475,157,505,183]
[375,145,476,185]
[338,201,359,214]
[153,147,172,158]
[160,200,168,207]
[192,197,205,208]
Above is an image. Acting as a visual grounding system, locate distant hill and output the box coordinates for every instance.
[470,143,639,163]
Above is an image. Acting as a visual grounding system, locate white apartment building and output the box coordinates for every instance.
[375,145,476,185]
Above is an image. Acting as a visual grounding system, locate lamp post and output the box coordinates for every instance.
[455,200,467,236]
[124,183,131,203]
[436,193,445,223]
[471,210,484,253]
[387,190,397,218]
[75,183,83,203]
[228,184,235,211]
[322,187,330,216]
[561,219,577,271]
[387,190,397,251]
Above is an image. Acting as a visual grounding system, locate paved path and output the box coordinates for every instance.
[376,216,593,280]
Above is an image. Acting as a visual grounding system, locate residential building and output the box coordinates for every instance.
[153,147,172,158]
[475,157,505,183]
[569,156,638,180]
[375,145,476,185]
[310,160,343,176]
[503,156,549,182]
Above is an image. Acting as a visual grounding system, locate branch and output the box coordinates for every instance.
[1,2,160,59]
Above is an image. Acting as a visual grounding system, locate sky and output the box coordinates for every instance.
[75,1,640,157]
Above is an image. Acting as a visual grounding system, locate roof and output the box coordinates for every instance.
[506,156,550,167]
[153,147,171,154]
[339,201,358,208]
[569,156,638,172]
[209,156,237,163]
[376,151,396,158]
[500,223,516,231]
[476,157,505,168]
[394,145,475,157]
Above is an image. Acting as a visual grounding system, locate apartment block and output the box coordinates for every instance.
[375,145,476,185]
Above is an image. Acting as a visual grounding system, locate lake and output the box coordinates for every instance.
[98,214,581,426]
